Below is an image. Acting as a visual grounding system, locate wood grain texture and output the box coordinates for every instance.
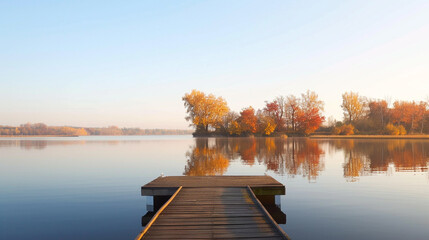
[141,176,285,196]
[143,176,283,188]
[138,186,289,240]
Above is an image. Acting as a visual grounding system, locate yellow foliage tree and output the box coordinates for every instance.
[228,120,242,136]
[75,128,88,136]
[258,116,277,136]
[183,90,229,133]
[341,91,366,123]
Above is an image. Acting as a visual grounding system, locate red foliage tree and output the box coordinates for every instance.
[296,108,325,135]
[263,100,285,131]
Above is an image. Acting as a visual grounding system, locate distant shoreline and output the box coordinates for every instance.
[2,134,428,139]
[0,134,192,138]
[310,135,429,139]
[0,135,79,138]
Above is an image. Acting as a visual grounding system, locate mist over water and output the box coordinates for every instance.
[1,136,428,239]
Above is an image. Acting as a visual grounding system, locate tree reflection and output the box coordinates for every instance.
[292,139,325,180]
[184,138,325,180]
[183,138,230,176]
[343,150,365,182]
[328,139,429,180]
[184,138,429,180]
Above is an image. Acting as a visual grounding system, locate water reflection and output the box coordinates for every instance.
[184,138,325,180]
[184,139,230,176]
[328,140,429,181]
[2,136,429,239]
[184,138,429,181]
[0,140,50,149]
[2,137,428,181]
[0,139,126,150]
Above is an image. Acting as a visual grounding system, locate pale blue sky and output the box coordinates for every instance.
[1,0,429,129]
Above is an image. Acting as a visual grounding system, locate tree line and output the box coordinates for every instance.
[0,123,193,136]
[183,89,429,136]
[336,92,429,135]
[183,89,325,136]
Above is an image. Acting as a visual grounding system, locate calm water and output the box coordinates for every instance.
[1,136,428,240]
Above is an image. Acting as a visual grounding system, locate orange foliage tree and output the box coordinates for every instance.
[390,101,427,133]
[296,108,325,135]
[295,91,325,135]
[335,93,429,134]
[238,107,258,135]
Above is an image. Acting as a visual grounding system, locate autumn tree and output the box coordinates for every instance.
[284,95,300,131]
[228,120,242,136]
[218,111,239,135]
[336,94,429,134]
[341,92,367,124]
[257,111,277,136]
[295,90,325,135]
[390,101,429,133]
[75,128,89,136]
[263,98,285,131]
[417,101,428,133]
[368,99,390,131]
[391,101,418,133]
[238,107,258,135]
[183,90,229,134]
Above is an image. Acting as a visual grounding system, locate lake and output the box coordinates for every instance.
[1,136,428,239]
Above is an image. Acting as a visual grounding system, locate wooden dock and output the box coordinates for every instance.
[136,176,289,240]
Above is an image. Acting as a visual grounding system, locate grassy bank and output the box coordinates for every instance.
[310,135,429,139]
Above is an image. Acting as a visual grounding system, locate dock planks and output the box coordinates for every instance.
[137,176,289,240]
[141,176,285,196]
[142,176,284,188]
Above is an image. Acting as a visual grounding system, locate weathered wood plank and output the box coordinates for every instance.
[145,223,275,230]
[138,186,289,239]
[141,176,285,196]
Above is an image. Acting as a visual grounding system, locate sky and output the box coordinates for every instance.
[1,0,429,129]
